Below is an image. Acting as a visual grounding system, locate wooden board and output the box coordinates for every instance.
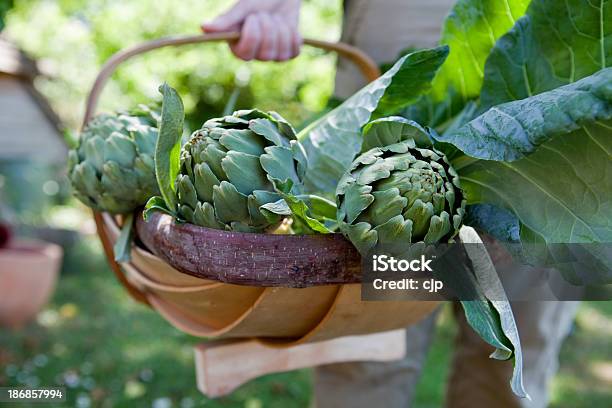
[194,330,406,397]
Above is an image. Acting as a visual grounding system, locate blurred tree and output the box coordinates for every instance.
[3,0,342,136]
[0,0,12,31]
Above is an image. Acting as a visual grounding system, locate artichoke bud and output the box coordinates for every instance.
[337,137,466,257]
[68,106,160,214]
[175,109,307,232]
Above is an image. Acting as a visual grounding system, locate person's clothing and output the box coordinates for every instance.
[315,301,578,408]
[315,0,578,408]
[334,0,455,99]
[318,1,579,407]
[447,301,578,408]
[447,235,580,408]
[314,312,438,408]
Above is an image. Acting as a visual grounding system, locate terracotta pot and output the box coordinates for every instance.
[0,240,63,328]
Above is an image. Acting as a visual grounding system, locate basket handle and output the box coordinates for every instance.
[86,33,381,306]
[82,32,381,127]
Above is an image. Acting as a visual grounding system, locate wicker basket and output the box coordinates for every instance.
[86,33,439,346]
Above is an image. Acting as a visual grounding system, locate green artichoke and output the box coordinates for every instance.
[336,136,465,255]
[68,106,160,214]
[175,109,307,232]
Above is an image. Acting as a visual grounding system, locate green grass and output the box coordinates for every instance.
[1,237,610,407]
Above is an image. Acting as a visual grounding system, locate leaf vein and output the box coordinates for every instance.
[499,162,597,239]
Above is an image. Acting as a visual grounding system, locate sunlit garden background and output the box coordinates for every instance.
[0,0,611,407]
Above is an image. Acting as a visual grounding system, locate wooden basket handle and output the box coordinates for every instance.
[82,32,380,127]
[84,32,381,306]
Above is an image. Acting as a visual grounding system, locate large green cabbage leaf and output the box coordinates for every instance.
[458,227,527,398]
[403,0,530,128]
[480,0,611,109]
[428,0,611,393]
[448,70,612,245]
[439,0,612,247]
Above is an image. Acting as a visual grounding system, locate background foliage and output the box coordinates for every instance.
[1,1,611,407]
[4,0,342,135]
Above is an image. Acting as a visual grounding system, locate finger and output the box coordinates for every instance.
[290,29,303,59]
[231,14,261,61]
[201,0,254,32]
[256,13,279,61]
[274,17,292,61]
[202,22,240,34]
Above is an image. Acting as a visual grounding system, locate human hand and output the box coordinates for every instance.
[202,0,302,61]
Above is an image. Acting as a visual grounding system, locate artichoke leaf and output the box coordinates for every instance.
[155,83,184,213]
[361,188,407,226]
[403,199,435,239]
[72,162,101,200]
[219,129,267,156]
[372,214,413,247]
[144,196,175,221]
[444,71,612,246]
[218,115,250,126]
[295,194,337,220]
[179,205,195,224]
[480,0,612,110]
[362,117,433,152]
[340,182,374,224]
[222,151,269,194]
[202,143,228,181]
[439,69,612,162]
[249,190,283,226]
[355,159,394,186]
[343,222,378,255]
[265,179,333,233]
[423,212,452,244]
[269,111,299,139]
[83,135,106,171]
[260,146,301,187]
[104,132,137,168]
[276,193,333,234]
[231,109,270,121]
[213,181,250,224]
[194,202,225,229]
[177,174,198,209]
[193,163,219,203]
[249,118,292,147]
[290,140,309,179]
[113,213,134,263]
[101,161,140,198]
[132,128,157,155]
[134,154,155,178]
[260,199,292,216]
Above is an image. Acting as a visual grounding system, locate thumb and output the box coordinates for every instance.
[202,2,253,32]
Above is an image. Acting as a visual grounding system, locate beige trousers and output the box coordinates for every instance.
[334,0,454,99]
[315,238,578,407]
[315,2,579,406]
[315,300,578,408]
